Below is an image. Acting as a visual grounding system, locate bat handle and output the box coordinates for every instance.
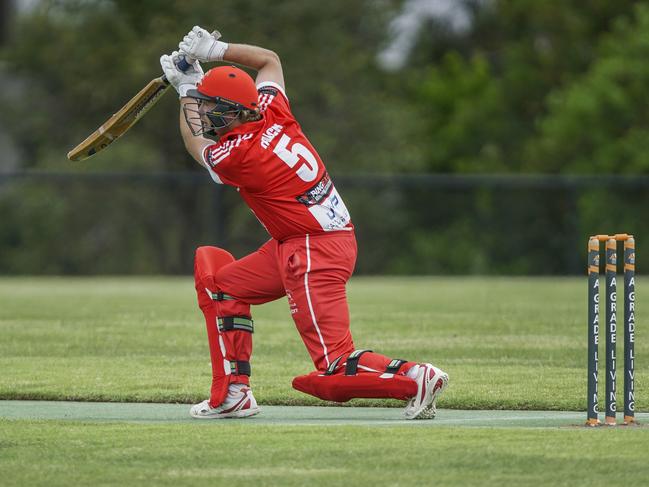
[176,54,195,72]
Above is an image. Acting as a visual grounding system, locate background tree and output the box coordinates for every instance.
[0,0,647,274]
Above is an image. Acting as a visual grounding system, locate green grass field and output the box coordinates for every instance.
[1,276,647,486]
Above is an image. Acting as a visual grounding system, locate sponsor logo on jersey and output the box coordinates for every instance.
[296,172,334,207]
[258,87,279,96]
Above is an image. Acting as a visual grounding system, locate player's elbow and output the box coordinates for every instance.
[263,49,281,68]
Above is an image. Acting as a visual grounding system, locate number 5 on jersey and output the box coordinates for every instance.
[273,134,318,182]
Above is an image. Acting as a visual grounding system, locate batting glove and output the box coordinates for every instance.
[179,26,228,62]
[160,51,204,98]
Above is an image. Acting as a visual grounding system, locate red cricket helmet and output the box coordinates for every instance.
[187,65,258,110]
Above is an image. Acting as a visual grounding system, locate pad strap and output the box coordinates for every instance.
[385,359,407,375]
[324,354,345,376]
[218,316,254,333]
[230,360,251,376]
[206,289,236,301]
[344,349,373,376]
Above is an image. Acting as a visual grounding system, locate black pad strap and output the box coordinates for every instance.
[345,349,373,376]
[324,354,345,376]
[218,316,254,333]
[230,360,251,376]
[385,359,407,375]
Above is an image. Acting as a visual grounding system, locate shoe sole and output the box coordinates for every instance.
[190,406,261,420]
[405,370,449,420]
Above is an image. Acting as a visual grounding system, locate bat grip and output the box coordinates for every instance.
[176,54,195,72]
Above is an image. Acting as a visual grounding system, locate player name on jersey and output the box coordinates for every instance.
[261,123,283,149]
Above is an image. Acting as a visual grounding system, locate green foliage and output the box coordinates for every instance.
[527,4,649,173]
[406,0,642,173]
[2,0,649,275]
[415,52,510,172]
[0,0,419,173]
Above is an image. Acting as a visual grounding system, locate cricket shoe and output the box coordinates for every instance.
[190,384,260,419]
[403,363,449,420]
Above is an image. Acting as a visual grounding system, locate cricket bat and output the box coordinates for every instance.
[67,75,172,161]
[66,54,201,162]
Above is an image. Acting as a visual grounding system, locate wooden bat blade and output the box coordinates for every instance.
[67,76,171,161]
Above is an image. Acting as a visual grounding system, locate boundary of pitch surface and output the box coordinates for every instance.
[1,401,647,428]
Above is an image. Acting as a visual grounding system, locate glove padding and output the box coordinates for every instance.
[179,26,228,63]
[160,50,204,98]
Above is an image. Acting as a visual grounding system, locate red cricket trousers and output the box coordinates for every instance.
[216,231,357,370]
[194,230,417,406]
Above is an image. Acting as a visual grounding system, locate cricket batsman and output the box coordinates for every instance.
[159,26,448,419]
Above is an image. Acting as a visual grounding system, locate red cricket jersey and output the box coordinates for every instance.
[201,81,352,241]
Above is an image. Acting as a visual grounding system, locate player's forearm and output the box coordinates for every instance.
[223,43,280,71]
[179,28,285,89]
[179,99,209,166]
[179,100,192,145]
[223,43,285,89]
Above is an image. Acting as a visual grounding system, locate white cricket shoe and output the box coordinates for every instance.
[190,384,260,419]
[403,363,449,420]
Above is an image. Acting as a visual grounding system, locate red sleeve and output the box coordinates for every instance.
[256,82,293,120]
[202,133,255,186]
